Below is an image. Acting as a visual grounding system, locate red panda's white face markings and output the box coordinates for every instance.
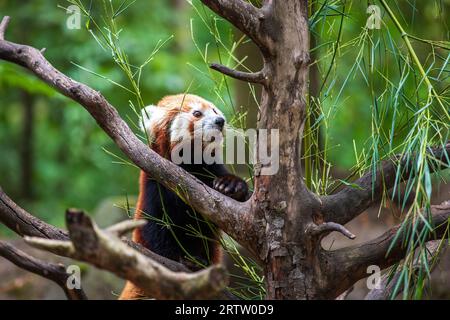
[140,94,226,159]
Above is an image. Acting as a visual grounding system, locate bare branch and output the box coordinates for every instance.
[121,238,191,273]
[325,201,450,297]
[0,16,253,246]
[1,188,233,298]
[106,219,146,237]
[321,142,450,225]
[0,186,206,274]
[210,63,267,85]
[200,1,265,50]
[365,240,446,300]
[26,238,76,256]
[0,240,87,300]
[25,209,228,299]
[307,222,356,240]
[0,16,10,40]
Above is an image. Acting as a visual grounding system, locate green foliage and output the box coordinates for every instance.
[305,0,449,299]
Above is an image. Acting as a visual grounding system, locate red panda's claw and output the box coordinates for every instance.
[213,175,248,202]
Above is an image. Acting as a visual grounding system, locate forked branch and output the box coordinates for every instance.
[0,186,194,273]
[25,209,228,300]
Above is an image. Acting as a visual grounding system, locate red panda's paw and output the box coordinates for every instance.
[213,175,248,202]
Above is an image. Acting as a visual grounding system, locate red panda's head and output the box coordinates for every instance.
[140,94,226,161]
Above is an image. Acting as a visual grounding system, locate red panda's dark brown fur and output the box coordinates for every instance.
[119,94,247,300]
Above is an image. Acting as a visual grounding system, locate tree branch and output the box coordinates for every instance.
[306,222,356,240]
[0,186,197,273]
[106,219,147,237]
[321,142,450,225]
[200,1,265,50]
[0,16,253,246]
[1,187,235,298]
[325,201,450,297]
[0,15,9,40]
[25,209,228,300]
[210,63,267,85]
[0,240,87,300]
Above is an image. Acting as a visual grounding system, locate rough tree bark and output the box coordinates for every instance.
[0,0,449,300]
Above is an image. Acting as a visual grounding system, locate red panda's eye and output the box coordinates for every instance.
[193,110,203,118]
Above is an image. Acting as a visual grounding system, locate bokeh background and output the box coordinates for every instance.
[0,0,449,299]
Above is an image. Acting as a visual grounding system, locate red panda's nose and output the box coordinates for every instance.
[215,117,225,129]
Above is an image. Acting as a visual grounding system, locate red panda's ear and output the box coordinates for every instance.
[140,105,167,136]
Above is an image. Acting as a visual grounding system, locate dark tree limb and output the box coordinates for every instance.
[321,142,450,225]
[324,201,450,297]
[1,187,233,298]
[210,63,267,85]
[0,240,87,300]
[25,209,228,300]
[0,16,254,247]
[0,186,196,273]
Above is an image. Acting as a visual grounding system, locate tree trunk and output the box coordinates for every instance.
[249,1,322,299]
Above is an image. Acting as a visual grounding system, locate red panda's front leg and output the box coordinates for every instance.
[213,175,248,202]
[204,164,249,202]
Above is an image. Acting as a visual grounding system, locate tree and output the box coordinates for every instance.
[0,0,449,300]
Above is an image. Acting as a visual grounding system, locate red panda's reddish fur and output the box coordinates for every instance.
[119,94,238,300]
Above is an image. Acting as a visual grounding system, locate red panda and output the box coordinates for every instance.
[119,94,248,300]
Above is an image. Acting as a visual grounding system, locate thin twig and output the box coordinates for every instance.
[210,63,267,85]
[0,16,10,40]
[308,222,356,240]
